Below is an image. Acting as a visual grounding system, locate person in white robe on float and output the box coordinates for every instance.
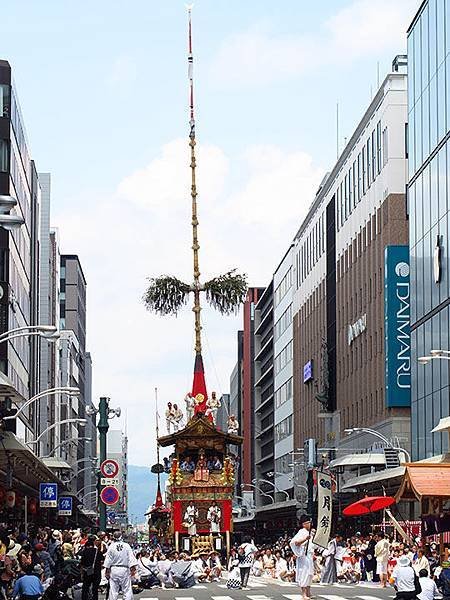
[290,515,315,600]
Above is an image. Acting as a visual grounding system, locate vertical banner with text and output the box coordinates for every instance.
[313,471,332,549]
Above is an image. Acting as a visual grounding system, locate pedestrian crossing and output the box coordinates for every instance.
[165,594,386,600]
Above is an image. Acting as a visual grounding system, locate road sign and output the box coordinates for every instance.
[107,510,116,523]
[101,477,120,486]
[58,496,73,516]
[100,486,120,506]
[39,483,58,508]
[100,459,119,479]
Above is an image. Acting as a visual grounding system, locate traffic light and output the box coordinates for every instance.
[304,438,317,470]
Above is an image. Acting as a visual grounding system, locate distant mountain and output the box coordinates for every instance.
[128,465,166,524]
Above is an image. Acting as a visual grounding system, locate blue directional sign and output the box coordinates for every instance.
[58,496,73,516]
[39,483,58,508]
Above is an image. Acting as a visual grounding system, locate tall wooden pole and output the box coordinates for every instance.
[188,7,202,355]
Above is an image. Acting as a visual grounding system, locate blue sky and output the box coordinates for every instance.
[3,0,417,467]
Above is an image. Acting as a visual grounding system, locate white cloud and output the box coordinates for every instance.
[210,0,415,86]
[54,138,324,466]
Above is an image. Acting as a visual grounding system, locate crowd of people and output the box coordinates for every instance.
[3,523,450,600]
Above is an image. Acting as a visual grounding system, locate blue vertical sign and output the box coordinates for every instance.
[384,246,411,407]
[39,483,58,508]
[58,496,73,516]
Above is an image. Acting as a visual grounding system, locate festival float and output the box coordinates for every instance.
[143,7,246,556]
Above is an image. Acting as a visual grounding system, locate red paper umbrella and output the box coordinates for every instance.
[343,495,395,517]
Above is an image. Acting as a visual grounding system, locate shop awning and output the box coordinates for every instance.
[431,417,450,433]
[396,463,450,501]
[330,453,386,469]
[341,466,405,491]
[0,431,64,496]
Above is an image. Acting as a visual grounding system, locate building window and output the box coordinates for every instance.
[274,377,293,408]
[371,129,376,178]
[366,137,371,187]
[362,146,366,195]
[274,305,292,341]
[274,453,292,474]
[382,127,388,166]
[376,121,382,174]
[0,140,8,172]
[0,85,10,118]
[274,268,292,306]
[274,342,293,375]
[275,415,293,443]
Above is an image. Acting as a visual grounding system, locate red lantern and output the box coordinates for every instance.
[28,498,37,514]
[6,490,15,508]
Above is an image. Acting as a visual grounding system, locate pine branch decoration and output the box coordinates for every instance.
[143,276,191,316]
[204,270,248,315]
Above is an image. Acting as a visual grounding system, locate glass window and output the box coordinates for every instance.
[357,153,361,201]
[437,63,446,142]
[408,30,415,110]
[408,110,415,179]
[382,127,388,167]
[362,146,366,195]
[0,85,9,119]
[422,4,430,91]
[437,0,445,69]
[366,137,371,186]
[423,164,431,236]
[416,97,423,171]
[446,0,450,59]
[414,13,423,104]
[422,86,430,161]
[377,122,382,174]
[431,155,439,227]
[344,173,348,219]
[429,0,437,79]
[352,161,357,208]
[371,130,376,179]
[0,140,8,172]
[348,168,352,212]
[439,145,447,220]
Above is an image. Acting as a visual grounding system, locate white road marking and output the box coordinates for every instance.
[211,596,235,600]
[246,595,272,600]
[282,595,304,600]
[356,596,385,600]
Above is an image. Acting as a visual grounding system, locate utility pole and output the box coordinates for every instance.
[98,396,110,531]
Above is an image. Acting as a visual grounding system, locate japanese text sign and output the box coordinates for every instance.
[313,471,332,549]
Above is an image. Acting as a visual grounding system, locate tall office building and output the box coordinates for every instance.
[229,331,243,492]
[254,282,274,504]
[60,255,96,505]
[408,0,450,460]
[0,60,41,442]
[293,63,409,486]
[273,248,294,499]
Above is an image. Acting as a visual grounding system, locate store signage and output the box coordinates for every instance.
[101,477,120,486]
[100,486,120,506]
[348,314,367,345]
[384,246,411,408]
[58,496,72,516]
[100,459,120,479]
[313,471,332,549]
[39,483,58,508]
[303,360,313,383]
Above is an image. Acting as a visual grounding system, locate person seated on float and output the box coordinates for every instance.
[180,455,195,472]
[210,455,222,470]
[194,451,210,482]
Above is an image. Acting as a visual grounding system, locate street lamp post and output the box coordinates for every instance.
[252,478,290,501]
[3,387,79,421]
[28,418,87,447]
[42,437,92,459]
[87,397,121,531]
[344,427,411,462]
[241,483,274,504]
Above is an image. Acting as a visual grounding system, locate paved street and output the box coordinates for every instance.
[136,577,396,600]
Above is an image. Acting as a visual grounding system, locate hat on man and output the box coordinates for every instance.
[398,555,411,567]
[299,514,312,526]
[34,543,44,551]
[33,564,44,576]
[7,541,21,557]
[113,531,122,541]
[52,530,62,539]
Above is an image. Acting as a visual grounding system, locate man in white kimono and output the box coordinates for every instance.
[290,515,315,600]
[183,503,198,536]
[207,501,221,533]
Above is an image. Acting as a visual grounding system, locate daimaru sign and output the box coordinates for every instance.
[384,246,411,407]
